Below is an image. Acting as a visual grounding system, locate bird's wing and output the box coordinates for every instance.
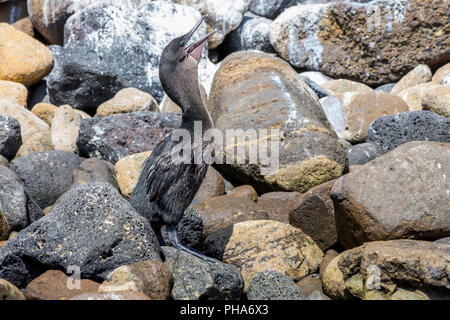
[143,139,207,222]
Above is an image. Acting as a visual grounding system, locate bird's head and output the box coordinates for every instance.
[159,17,215,110]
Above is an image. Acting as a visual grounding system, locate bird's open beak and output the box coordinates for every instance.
[184,16,216,63]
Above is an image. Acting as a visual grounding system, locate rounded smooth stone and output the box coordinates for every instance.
[11,150,83,208]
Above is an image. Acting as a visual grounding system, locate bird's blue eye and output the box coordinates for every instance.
[180,41,185,47]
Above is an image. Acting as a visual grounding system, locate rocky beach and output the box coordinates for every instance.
[0,0,449,301]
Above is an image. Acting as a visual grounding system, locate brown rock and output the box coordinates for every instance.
[0,0,28,24]
[0,23,54,86]
[59,104,92,119]
[51,105,82,153]
[331,141,450,249]
[0,80,28,106]
[114,150,153,198]
[422,85,450,118]
[258,191,302,223]
[193,186,267,238]
[12,17,34,37]
[73,108,91,119]
[71,158,118,190]
[97,88,158,117]
[256,198,296,224]
[322,240,450,300]
[70,291,151,300]
[159,95,181,114]
[0,240,6,248]
[43,206,52,215]
[321,91,409,143]
[259,191,302,202]
[296,273,323,297]
[0,100,49,142]
[397,82,440,111]
[25,270,100,300]
[270,0,450,86]
[288,180,337,251]
[98,260,172,300]
[0,278,25,300]
[390,64,432,95]
[14,129,52,159]
[208,51,347,193]
[203,220,323,291]
[0,210,11,241]
[31,103,58,125]
[27,0,97,45]
[228,185,258,202]
[432,63,450,84]
[319,249,339,280]
[193,166,225,203]
[321,79,372,96]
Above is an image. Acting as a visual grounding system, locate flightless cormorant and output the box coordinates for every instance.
[130,17,216,262]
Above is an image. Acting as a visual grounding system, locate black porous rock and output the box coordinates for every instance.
[0,166,43,231]
[0,183,161,288]
[161,206,203,249]
[247,270,305,300]
[0,116,22,161]
[346,142,383,166]
[162,246,244,300]
[367,111,450,152]
[11,150,83,208]
[77,111,181,164]
[47,1,209,111]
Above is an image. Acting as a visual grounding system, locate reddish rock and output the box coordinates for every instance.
[193,167,225,203]
[192,185,267,238]
[25,270,100,300]
[98,260,172,300]
[289,180,337,250]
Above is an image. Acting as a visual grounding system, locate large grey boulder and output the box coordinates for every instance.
[46,1,212,111]
[331,141,450,249]
[0,183,161,288]
[11,150,83,208]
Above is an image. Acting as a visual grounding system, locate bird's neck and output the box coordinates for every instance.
[180,99,213,133]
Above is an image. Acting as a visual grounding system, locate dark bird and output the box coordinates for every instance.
[129,17,216,262]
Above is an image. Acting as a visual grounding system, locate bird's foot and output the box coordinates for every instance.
[167,224,218,264]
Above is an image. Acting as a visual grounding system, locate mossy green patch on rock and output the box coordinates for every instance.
[265,156,343,193]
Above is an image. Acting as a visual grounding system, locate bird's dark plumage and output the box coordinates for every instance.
[129,17,216,262]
